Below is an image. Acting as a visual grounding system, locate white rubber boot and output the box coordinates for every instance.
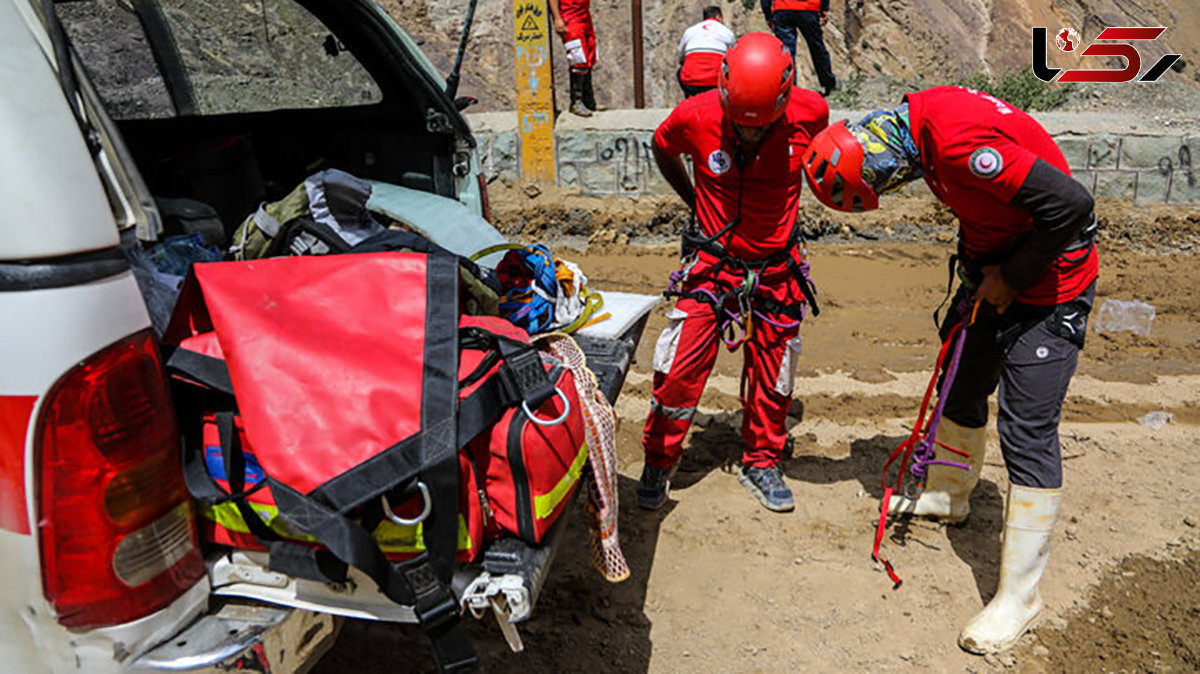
[888,418,986,523]
[959,485,1063,654]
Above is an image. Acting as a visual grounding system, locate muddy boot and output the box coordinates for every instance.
[569,72,592,117]
[581,71,605,112]
[636,462,678,510]
[888,418,985,524]
[959,485,1062,654]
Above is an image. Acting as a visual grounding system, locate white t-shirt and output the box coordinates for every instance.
[677,19,736,63]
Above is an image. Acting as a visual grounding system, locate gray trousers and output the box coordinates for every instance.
[940,282,1096,489]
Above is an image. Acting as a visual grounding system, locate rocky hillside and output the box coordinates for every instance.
[382,0,1200,111]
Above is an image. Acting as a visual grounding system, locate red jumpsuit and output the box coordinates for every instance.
[643,89,828,470]
[559,0,596,73]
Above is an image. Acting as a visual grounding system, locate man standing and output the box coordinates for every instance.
[761,0,836,97]
[676,6,736,98]
[548,0,599,117]
[802,85,1099,654]
[638,33,828,513]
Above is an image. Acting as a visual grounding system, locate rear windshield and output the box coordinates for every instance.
[58,0,382,119]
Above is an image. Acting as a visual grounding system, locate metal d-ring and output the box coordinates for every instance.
[382,482,431,526]
[522,388,570,426]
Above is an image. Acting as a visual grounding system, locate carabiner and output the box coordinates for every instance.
[382,482,431,526]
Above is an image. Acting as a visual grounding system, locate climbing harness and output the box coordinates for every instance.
[871,285,982,589]
[665,217,820,350]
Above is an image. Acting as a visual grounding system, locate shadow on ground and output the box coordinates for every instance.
[782,427,1005,603]
[312,475,668,673]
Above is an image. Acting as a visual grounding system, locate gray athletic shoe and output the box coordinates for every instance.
[738,465,795,512]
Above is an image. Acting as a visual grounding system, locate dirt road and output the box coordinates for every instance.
[314,233,1200,673]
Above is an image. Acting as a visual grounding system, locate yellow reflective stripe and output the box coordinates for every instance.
[198,502,315,542]
[533,441,588,520]
[373,514,474,553]
[199,502,473,553]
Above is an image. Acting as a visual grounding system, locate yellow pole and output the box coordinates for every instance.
[513,0,556,184]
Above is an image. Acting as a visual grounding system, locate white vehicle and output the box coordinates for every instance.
[0,1,650,671]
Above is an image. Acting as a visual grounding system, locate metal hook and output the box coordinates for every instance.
[382,482,431,526]
[522,387,571,426]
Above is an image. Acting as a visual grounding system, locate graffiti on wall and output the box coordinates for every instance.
[558,134,663,195]
[1066,135,1200,202]
[1157,144,1196,190]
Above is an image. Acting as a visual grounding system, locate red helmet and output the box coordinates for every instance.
[801,121,880,212]
[717,33,794,127]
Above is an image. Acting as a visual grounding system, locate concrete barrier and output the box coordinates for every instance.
[466,109,1200,203]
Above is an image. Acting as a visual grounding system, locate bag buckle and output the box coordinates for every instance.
[497,343,554,409]
[404,561,461,632]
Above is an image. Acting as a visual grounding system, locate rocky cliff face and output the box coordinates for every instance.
[382,0,1199,111]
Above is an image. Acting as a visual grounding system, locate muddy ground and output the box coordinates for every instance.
[315,191,1200,673]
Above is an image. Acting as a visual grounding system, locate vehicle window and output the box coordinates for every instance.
[159,0,382,115]
[57,0,176,120]
[58,0,382,120]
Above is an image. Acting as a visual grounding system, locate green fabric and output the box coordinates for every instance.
[228,181,312,260]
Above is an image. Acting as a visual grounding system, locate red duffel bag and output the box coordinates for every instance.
[459,318,589,545]
[162,251,585,672]
[176,317,587,560]
[162,252,587,670]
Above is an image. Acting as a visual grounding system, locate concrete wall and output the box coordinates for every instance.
[466,109,1200,203]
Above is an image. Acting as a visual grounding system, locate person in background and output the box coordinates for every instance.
[801,85,1099,654]
[761,0,836,97]
[676,6,736,98]
[549,0,600,116]
[639,33,828,514]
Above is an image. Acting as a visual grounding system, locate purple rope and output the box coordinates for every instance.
[753,308,802,329]
[667,253,811,345]
[909,293,975,481]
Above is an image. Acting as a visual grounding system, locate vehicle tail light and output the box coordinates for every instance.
[37,330,203,629]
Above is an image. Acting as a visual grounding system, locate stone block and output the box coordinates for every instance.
[1118,135,1185,170]
[1093,171,1136,200]
[553,132,603,162]
[478,131,519,183]
[1134,170,1170,203]
[578,163,618,195]
[1186,134,1200,167]
[557,162,583,190]
[1072,170,1096,194]
[1088,135,1120,169]
[1054,135,1091,170]
[1168,171,1200,204]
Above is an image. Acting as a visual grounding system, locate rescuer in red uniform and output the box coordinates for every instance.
[762,0,836,96]
[676,6,736,98]
[802,85,1099,654]
[548,0,599,117]
[638,33,828,513]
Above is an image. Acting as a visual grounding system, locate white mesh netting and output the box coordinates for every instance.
[535,333,630,582]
